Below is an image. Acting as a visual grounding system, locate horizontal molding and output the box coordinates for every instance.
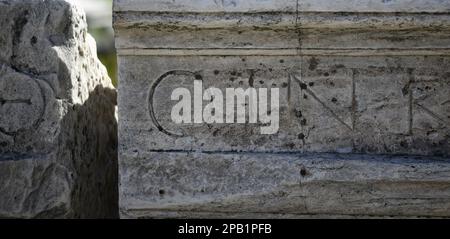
[119,152,450,218]
[113,0,450,13]
[121,209,450,219]
[117,48,450,56]
[114,12,450,30]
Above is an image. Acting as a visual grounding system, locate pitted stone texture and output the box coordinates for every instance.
[0,66,47,134]
[120,152,450,218]
[0,0,117,218]
[115,0,450,218]
[119,55,449,156]
[113,0,450,12]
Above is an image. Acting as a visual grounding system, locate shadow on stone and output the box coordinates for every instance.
[59,85,118,218]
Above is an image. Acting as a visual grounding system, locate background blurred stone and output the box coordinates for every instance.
[76,0,116,86]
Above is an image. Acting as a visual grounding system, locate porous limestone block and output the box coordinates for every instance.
[120,152,450,218]
[114,0,450,218]
[119,55,449,155]
[0,0,117,218]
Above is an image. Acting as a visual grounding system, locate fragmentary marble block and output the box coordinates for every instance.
[0,0,117,218]
[114,0,450,218]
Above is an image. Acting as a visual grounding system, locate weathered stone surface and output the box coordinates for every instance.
[0,0,117,218]
[120,152,450,218]
[114,0,450,13]
[115,0,450,218]
[119,55,449,155]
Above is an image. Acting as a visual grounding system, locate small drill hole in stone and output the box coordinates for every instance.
[300,168,307,177]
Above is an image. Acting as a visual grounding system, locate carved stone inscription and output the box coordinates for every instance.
[119,55,449,156]
[0,64,58,154]
[0,65,47,135]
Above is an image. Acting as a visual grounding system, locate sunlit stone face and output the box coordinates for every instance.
[115,0,450,218]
